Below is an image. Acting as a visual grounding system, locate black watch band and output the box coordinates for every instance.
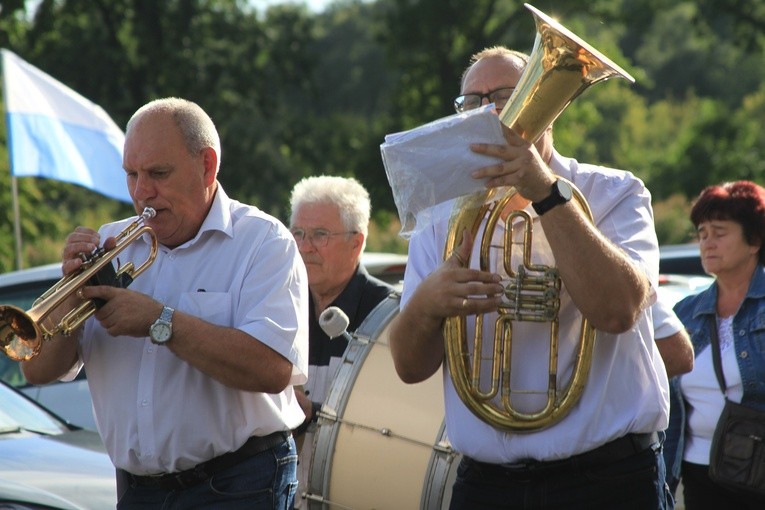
[532,179,573,216]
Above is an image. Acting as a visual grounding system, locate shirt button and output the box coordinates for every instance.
[739,330,745,336]
[141,399,149,406]
[740,351,748,359]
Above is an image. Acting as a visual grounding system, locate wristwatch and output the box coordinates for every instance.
[532,179,573,216]
[149,306,174,345]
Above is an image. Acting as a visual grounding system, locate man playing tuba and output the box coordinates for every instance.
[388,46,671,509]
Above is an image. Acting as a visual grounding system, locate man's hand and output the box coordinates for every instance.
[417,229,504,318]
[295,387,313,420]
[79,285,162,338]
[388,230,504,384]
[469,127,555,202]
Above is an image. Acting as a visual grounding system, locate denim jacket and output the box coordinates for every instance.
[663,264,765,492]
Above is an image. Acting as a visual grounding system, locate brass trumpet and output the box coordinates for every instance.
[0,207,158,361]
[443,4,635,431]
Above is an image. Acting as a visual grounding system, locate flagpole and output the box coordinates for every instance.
[11,175,22,270]
[2,50,23,270]
[11,176,22,270]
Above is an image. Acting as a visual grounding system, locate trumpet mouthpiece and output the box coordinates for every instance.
[141,207,156,219]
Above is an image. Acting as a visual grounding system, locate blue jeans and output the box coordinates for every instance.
[117,436,298,509]
[449,446,672,510]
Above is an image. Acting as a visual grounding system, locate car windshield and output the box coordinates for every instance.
[0,382,68,436]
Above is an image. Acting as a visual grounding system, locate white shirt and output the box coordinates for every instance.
[68,187,309,474]
[401,150,669,464]
[652,296,685,340]
[681,316,743,465]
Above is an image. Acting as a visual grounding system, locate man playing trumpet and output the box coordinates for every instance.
[22,97,309,509]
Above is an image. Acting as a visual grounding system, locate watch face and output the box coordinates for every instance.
[151,323,172,343]
[556,180,573,201]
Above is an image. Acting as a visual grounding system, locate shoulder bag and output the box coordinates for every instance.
[707,316,765,497]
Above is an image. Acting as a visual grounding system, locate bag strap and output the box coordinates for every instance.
[707,315,728,397]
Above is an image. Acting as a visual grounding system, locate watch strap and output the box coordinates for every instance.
[158,306,174,323]
[532,180,569,216]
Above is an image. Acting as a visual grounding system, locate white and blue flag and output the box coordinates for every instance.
[1,49,131,203]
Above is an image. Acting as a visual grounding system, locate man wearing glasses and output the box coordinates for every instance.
[288,175,395,508]
[388,46,671,509]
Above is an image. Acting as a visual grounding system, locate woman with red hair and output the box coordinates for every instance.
[665,180,765,509]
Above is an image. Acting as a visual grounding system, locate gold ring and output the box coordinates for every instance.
[453,252,466,267]
[462,298,468,308]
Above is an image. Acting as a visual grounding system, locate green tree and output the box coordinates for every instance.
[2,0,765,272]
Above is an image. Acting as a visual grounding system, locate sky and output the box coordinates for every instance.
[250,0,336,12]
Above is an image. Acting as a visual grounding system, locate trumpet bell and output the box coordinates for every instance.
[0,305,43,361]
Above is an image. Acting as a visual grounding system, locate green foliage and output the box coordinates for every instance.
[0,0,764,271]
[652,193,695,245]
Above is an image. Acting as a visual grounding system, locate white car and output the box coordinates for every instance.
[0,379,116,509]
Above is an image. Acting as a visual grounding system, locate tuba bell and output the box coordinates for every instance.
[0,207,158,361]
[443,4,635,431]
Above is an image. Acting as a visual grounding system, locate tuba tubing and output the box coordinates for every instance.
[443,4,634,431]
[0,207,158,362]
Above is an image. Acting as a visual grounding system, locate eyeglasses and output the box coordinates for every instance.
[453,87,515,113]
[290,228,358,247]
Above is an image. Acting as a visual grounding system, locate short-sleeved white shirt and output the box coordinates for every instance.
[652,297,685,340]
[401,151,669,464]
[72,187,309,474]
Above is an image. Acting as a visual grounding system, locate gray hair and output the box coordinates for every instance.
[289,175,371,246]
[126,97,221,173]
[460,46,530,89]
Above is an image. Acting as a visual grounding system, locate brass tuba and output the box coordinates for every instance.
[0,207,158,361]
[443,4,635,431]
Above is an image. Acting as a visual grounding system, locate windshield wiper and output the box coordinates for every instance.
[0,425,54,436]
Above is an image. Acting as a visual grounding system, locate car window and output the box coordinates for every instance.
[0,381,68,435]
[659,244,704,276]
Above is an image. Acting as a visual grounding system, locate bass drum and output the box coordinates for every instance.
[306,293,461,510]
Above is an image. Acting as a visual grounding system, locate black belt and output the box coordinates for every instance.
[464,431,659,477]
[126,431,291,491]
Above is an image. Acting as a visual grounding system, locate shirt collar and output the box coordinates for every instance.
[692,264,765,318]
[196,185,234,239]
[171,185,235,250]
[333,264,370,320]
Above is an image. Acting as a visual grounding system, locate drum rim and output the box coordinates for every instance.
[307,294,401,507]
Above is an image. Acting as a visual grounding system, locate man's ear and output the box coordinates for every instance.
[352,233,365,255]
[201,147,218,186]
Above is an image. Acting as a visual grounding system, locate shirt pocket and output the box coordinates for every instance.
[178,291,232,327]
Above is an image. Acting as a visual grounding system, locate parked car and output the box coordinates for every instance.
[0,379,116,508]
[361,251,407,288]
[657,272,713,305]
[659,243,704,276]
